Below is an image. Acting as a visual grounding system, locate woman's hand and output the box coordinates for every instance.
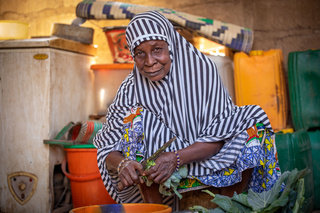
[118,160,144,190]
[143,152,177,184]
[106,151,144,191]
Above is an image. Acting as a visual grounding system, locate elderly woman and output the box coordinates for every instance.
[93,11,281,207]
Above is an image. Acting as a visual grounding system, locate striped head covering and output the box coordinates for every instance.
[125,11,272,144]
[125,12,172,58]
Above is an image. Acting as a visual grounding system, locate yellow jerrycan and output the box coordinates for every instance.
[234,49,288,132]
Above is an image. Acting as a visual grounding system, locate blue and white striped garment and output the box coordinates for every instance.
[93,11,273,204]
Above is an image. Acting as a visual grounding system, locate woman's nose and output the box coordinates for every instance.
[145,53,156,66]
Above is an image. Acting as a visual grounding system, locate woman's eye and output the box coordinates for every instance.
[135,51,143,57]
[153,47,162,53]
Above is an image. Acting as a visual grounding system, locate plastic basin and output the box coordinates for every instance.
[69,203,172,213]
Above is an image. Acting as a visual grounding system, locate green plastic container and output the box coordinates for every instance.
[288,49,320,131]
[275,130,315,212]
[308,130,320,210]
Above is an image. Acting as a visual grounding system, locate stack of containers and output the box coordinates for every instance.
[45,121,117,208]
[234,49,315,212]
[62,144,117,208]
[62,121,117,208]
[287,49,320,211]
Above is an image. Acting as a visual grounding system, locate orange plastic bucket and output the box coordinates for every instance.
[70,203,172,213]
[62,145,116,208]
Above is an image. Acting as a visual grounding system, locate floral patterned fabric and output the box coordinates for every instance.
[186,123,281,193]
[120,107,145,162]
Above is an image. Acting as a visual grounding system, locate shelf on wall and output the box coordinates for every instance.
[91,63,134,70]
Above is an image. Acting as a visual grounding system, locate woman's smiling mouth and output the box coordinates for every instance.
[144,68,162,76]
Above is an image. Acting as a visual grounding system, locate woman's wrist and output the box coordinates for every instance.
[173,150,180,172]
[106,151,127,173]
[117,158,130,174]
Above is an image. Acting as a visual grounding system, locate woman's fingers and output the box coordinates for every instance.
[144,152,177,183]
[118,152,177,190]
[153,171,170,184]
[119,160,144,189]
[146,167,171,184]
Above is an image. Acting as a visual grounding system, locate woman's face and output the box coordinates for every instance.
[134,40,171,81]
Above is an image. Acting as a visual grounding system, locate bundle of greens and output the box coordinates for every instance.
[190,168,310,213]
[143,159,188,199]
[159,165,188,199]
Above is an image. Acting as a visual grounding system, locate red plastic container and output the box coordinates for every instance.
[62,145,116,208]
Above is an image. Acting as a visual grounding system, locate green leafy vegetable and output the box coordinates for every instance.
[189,205,210,213]
[210,194,242,213]
[142,160,188,199]
[263,168,309,212]
[293,179,305,213]
[145,159,156,170]
[190,168,310,213]
[142,160,157,186]
[159,165,188,199]
[231,193,250,207]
